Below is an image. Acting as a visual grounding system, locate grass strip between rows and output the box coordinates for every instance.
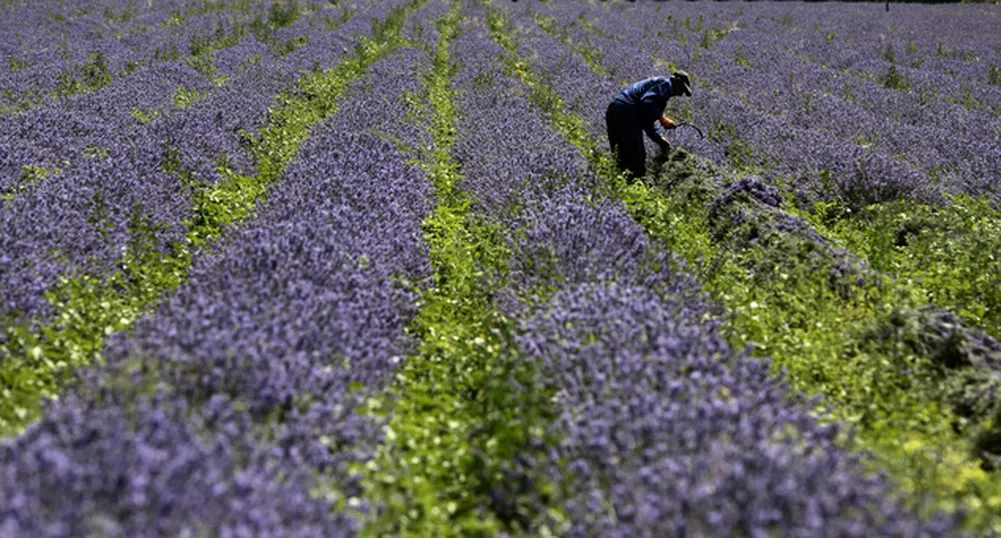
[0,0,421,437]
[486,4,1001,533]
[358,4,560,536]
[798,196,1001,343]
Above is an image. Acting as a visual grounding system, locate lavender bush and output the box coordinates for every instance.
[0,0,381,324]
[0,36,436,533]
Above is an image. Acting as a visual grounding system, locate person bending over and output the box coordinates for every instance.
[605,71,692,179]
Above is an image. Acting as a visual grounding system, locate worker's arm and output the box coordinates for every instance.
[644,119,672,152]
[640,95,673,150]
[642,121,660,143]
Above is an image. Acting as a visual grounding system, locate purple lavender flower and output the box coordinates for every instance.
[0,24,437,531]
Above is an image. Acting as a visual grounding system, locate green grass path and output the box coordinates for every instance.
[358,4,561,536]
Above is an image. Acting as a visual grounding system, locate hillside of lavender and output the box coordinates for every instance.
[1,0,1000,536]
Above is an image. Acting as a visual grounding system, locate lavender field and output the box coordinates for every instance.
[1,0,1001,535]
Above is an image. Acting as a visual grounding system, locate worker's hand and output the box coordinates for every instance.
[658,116,677,130]
[659,137,673,154]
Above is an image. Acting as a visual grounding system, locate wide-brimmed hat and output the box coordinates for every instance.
[672,70,692,96]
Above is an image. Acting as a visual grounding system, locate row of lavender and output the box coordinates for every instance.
[0,0,255,113]
[0,0,188,64]
[0,1,342,181]
[0,0,442,529]
[678,2,1001,206]
[0,0,377,328]
[1,1,359,195]
[546,1,1001,208]
[443,3,953,534]
[744,2,1001,104]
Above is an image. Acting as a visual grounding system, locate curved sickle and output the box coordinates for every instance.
[674,123,705,139]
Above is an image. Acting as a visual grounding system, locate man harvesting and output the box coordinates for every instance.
[606,71,692,179]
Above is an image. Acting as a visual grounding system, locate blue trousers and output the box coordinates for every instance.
[605,101,646,179]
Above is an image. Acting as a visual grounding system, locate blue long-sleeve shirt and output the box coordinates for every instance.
[612,77,675,142]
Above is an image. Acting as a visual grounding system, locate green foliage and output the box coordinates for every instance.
[940,85,980,112]
[989,63,1001,87]
[884,43,898,63]
[707,120,759,170]
[877,43,912,91]
[81,50,113,88]
[130,108,162,124]
[534,13,609,78]
[0,201,186,438]
[1,165,57,201]
[6,54,29,71]
[576,15,609,39]
[633,159,1001,532]
[164,10,184,26]
[854,132,877,149]
[82,146,110,159]
[323,6,355,31]
[734,45,751,68]
[268,0,301,28]
[154,44,181,62]
[189,21,246,57]
[179,18,246,85]
[19,165,51,185]
[86,190,114,244]
[248,6,311,58]
[807,196,1001,342]
[932,41,975,61]
[165,0,256,27]
[881,62,910,91]
[699,26,729,50]
[909,55,925,69]
[54,51,114,98]
[54,72,83,98]
[184,53,217,81]
[488,7,601,170]
[250,15,272,42]
[360,5,563,535]
[270,35,309,56]
[172,85,204,108]
[470,66,496,92]
[103,2,134,24]
[120,60,140,77]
